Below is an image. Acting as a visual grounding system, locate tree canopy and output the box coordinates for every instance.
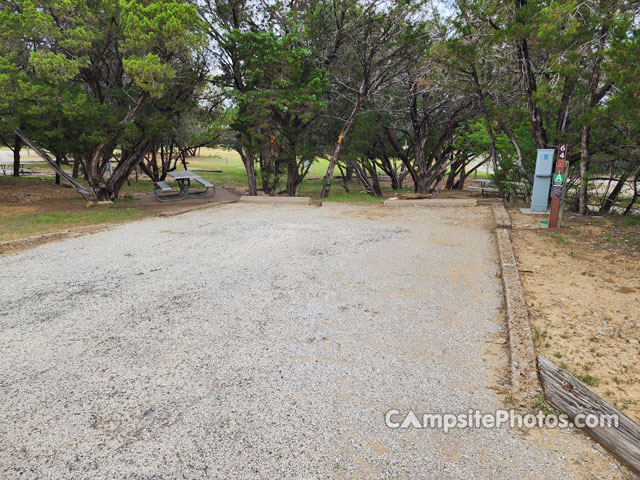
[0,0,638,213]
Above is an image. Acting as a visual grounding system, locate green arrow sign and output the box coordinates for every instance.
[553,173,565,184]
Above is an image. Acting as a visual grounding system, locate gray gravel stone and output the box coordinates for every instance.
[0,203,624,478]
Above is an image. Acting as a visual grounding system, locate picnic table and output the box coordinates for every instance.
[467,178,498,197]
[154,170,215,202]
[1,163,35,175]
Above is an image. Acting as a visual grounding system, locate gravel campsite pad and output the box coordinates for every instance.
[0,203,629,478]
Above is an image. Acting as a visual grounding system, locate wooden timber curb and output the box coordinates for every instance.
[492,203,512,228]
[239,196,312,205]
[492,203,540,399]
[539,356,640,474]
[383,198,477,207]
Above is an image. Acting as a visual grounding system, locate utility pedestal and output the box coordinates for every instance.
[529,148,555,212]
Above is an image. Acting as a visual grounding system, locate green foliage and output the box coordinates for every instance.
[225,28,327,137]
[0,0,206,199]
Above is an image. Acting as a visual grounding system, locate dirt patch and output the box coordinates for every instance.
[0,177,238,246]
[509,209,640,423]
[0,177,81,209]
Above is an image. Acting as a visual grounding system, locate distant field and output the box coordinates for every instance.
[0,149,400,244]
[1,146,495,202]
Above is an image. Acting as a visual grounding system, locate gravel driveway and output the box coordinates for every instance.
[0,203,625,478]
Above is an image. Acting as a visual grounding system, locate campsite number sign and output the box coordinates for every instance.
[549,145,568,227]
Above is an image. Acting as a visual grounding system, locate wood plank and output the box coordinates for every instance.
[538,355,640,473]
[396,193,432,199]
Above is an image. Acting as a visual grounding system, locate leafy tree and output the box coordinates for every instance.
[319,0,429,197]
[0,0,205,200]
[201,0,347,196]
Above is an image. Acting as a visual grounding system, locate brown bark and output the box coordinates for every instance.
[286,154,298,196]
[517,38,548,148]
[556,77,574,133]
[578,125,591,215]
[471,63,497,170]
[599,163,640,214]
[364,159,382,196]
[15,130,93,198]
[239,136,258,196]
[352,159,382,197]
[500,122,533,184]
[72,158,80,178]
[623,173,639,215]
[385,127,418,188]
[320,88,364,198]
[12,135,22,177]
[55,155,61,185]
[378,152,400,190]
[105,140,150,199]
[578,25,612,216]
[578,48,611,215]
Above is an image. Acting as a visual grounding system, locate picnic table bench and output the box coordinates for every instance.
[154,170,215,202]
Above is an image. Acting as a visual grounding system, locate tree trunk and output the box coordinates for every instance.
[556,76,574,133]
[364,159,382,196]
[517,38,548,148]
[72,157,80,178]
[385,127,418,189]
[320,89,364,198]
[285,135,300,196]
[623,174,639,215]
[579,30,610,216]
[55,154,61,185]
[413,149,429,193]
[12,135,22,177]
[500,123,533,184]
[238,138,258,196]
[15,130,93,199]
[599,165,640,214]
[105,140,150,200]
[455,163,466,190]
[578,125,590,216]
[151,145,160,181]
[286,158,298,196]
[471,63,497,171]
[336,163,351,192]
[344,166,354,182]
[378,152,400,190]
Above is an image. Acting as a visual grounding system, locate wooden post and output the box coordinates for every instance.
[549,144,568,228]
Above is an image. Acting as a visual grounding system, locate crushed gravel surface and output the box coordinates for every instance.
[0,203,628,478]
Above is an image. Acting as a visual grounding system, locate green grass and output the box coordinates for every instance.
[549,233,568,244]
[0,207,143,242]
[619,216,640,227]
[0,175,60,188]
[575,373,599,386]
[4,149,406,203]
[322,192,386,204]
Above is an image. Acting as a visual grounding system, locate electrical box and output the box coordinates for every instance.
[530,149,555,212]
